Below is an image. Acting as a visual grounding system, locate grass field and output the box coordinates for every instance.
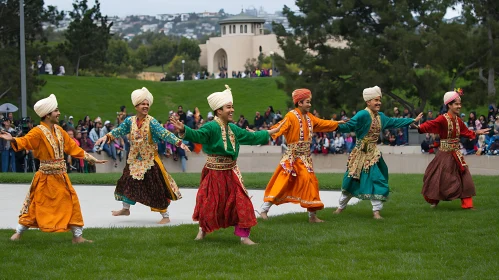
[0,174,498,279]
[33,75,289,124]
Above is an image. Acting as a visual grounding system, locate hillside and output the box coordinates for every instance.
[34,76,290,124]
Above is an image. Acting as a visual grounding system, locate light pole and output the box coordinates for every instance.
[181,59,185,75]
[269,51,275,77]
[20,0,27,117]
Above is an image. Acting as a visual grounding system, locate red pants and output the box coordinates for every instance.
[424,196,473,209]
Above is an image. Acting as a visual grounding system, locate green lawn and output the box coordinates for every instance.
[0,174,498,279]
[33,75,289,124]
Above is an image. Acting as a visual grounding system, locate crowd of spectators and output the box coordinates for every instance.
[2,102,498,174]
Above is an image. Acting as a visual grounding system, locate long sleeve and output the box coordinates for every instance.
[418,115,444,134]
[270,116,291,140]
[11,127,41,152]
[109,117,132,139]
[458,117,476,140]
[183,123,213,144]
[150,118,181,145]
[310,114,339,133]
[230,123,269,145]
[62,129,85,158]
[380,113,415,130]
[338,110,369,133]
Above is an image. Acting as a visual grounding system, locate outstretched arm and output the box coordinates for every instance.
[231,123,270,145]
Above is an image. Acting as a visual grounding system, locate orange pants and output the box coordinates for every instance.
[424,196,473,209]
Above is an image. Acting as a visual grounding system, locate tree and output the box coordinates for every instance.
[273,0,464,116]
[168,55,200,80]
[64,0,112,76]
[177,37,201,61]
[151,37,176,72]
[462,0,499,103]
[0,0,62,107]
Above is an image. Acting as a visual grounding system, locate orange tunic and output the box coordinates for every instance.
[11,122,86,232]
[264,109,339,211]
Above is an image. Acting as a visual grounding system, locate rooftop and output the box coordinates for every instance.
[218,13,266,24]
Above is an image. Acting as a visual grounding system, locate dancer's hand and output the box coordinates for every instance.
[170,117,185,132]
[476,128,490,135]
[268,118,287,136]
[93,159,108,164]
[0,131,13,141]
[245,126,255,132]
[94,135,108,146]
[414,113,424,123]
[179,142,191,152]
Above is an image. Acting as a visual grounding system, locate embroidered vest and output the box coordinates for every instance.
[37,124,66,174]
[347,108,382,179]
[280,110,314,176]
[127,115,157,180]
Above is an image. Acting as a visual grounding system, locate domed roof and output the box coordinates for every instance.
[218,13,266,24]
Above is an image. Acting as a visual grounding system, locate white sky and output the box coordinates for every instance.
[44,0,462,18]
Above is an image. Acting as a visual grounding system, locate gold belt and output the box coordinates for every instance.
[440,138,460,152]
[39,159,66,175]
[205,155,236,170]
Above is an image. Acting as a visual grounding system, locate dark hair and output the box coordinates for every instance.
[120,105,126,112]
[269,106,274,113]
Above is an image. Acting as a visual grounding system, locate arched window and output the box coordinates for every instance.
[240,25,243,33]
[244,25,247,33]
[223,25,226,35]
[233,25,236,33]
[229,25,231,34]
[251,24,254,33]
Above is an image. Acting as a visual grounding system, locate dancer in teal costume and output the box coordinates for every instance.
[333,86,422,219]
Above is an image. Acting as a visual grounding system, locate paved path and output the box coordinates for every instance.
[0,184,358,229]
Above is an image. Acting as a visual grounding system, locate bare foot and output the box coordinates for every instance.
[333,208,343,215]
[430,204,437,208]
[373,211,383,220]
[111,209,130,216]
[72,236,93,244]
[309,216,325,223]
[465,207,477,210]
[10,233,21,241]
[259,211,269,220]
[194,229,206,240]
[158,217,170,224]
[241,238,257,245]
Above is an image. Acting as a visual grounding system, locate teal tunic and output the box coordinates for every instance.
[183,119,270,158]
[338,109,414,200]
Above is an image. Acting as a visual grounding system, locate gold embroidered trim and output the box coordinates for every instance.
[84,152,97,164]
[37,124,64,159]
[280,141,313,176]
[214,116,235,151]
[39,159,67,174]
[205,155,237,170]
[127,115,157,180]
[264,195,323,205]
[442,114,467,168]
[347,108,381,179]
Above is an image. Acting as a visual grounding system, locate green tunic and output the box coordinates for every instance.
[338,108,415,200]
[183,118,270,159]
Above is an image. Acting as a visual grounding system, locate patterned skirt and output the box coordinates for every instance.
[422,151,476,201]
[115,161,175,210]
[193,165,257,233]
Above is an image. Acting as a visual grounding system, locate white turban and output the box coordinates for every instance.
[207,85,233,111]
[34,94,58,117]
[363,86,382,101]
[443,91,460,105]
[131,87,153,107]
